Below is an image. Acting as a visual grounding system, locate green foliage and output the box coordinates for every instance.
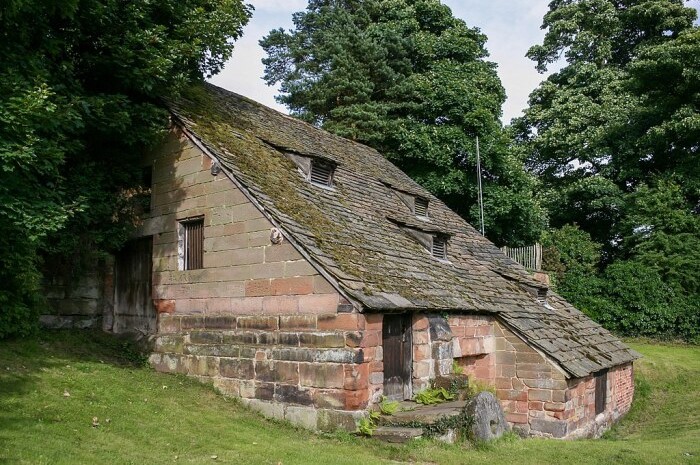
[451,360,464,375]
[0,0,251,338]
[465,376,496,399]
[2,332,700,463]
[261,0,545,246]
[520,1,699,342]
[413,387,454,405]
[378,396,400,416]
[541,224,602,283]
[356,417,375,437]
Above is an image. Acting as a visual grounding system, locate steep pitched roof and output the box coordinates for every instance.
[169,83,639,378]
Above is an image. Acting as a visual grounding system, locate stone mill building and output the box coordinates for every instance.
[44,83,639,438]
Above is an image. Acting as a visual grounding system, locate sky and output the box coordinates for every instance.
[209,0,700,124]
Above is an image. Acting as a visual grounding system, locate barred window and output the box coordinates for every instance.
[179,218,204,270]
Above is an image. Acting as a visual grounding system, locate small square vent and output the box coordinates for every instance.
[432,237,447,260]
[309,160,334,187]
[414,197,428,217]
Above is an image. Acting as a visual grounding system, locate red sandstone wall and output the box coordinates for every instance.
[139,128,343,316]
[562,362,635,438]
[143,128,381,431]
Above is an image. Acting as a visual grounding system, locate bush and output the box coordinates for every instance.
[559,260,699,342]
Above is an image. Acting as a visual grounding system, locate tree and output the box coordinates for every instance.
[0,0,252,338]
[519,0,699,340]
[515,0,696,242]
[261,0,545,245]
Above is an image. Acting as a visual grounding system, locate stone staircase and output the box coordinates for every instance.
[373,400,469,443]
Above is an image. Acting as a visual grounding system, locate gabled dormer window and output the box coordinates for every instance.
[431,237,447,260]
[309,160,334,187]
[414,197,429,217]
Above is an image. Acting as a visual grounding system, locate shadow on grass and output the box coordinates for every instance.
[0,329,148,398]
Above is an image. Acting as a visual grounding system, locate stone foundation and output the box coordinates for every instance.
[150,312,383,431]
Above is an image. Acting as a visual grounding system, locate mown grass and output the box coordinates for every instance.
[1,332,698,465]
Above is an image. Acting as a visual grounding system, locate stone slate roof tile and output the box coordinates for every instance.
[168,83,639,379]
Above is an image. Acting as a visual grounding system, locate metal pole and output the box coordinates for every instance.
[476,136,485,235]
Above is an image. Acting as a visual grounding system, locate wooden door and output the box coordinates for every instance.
[382,314,412,400]
[114,237,155,334]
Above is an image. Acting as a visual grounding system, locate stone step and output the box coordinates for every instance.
[372,426,423,443]
[378,400,467,426]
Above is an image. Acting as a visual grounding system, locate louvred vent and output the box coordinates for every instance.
[414,197,428,216]
[432,237,447,260]
[309,161,333,187]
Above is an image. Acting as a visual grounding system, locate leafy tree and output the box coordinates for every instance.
[516,0,696,239]
[521,0,699,341]
[0,0,252,338]
[261,0,545,245]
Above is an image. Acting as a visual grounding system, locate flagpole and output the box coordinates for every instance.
[476,136,485,236]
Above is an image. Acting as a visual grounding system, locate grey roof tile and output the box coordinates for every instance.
[169,83,639,379]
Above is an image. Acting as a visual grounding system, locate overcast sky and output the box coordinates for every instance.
[210,0,700,124]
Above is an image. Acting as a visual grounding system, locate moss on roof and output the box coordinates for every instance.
[168,83,639,378]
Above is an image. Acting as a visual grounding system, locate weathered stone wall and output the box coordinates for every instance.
[449,315,496,383]
[150,312,381,430]
[142,128,380,430]
[491,320,634,438]
[40,259,114,330]
[493,321,570,437]
[410,314,496,394]
[139,128,341,317]
[561,362,635,438]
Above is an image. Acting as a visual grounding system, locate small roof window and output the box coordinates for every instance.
[431,237,447,260]
[414,197,429,217]
[309,160,334,187]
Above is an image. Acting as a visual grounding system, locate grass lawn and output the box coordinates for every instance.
[1,331,698,465]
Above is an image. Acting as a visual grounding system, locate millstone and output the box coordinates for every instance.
[465,391,509,441]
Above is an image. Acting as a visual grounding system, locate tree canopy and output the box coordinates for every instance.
[0,0,252,338]
[516,0,699,341]
[261,0,545,246]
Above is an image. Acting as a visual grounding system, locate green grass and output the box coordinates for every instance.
[1,332,699,465]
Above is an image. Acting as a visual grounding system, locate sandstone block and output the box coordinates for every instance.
[317,409,363,432]
[271,276,314,295]
[245,279,271,297]
[154,335,185,354]
[529,389,553,402]
[299,363,345,389]
[154,299,176,314]
[262,295,299,314]
[189,331,223,345]
[180,315,205,330]
[279,315,316,330]
[317,313,365,331]
[344,389,369,410]
[213,377,240,397]
[265,243,300,263]
[312,389,346,409]
[255,382,275,401]
[220,358,254,379]
[185,344,240,358]
[247,399,285,421]
[237,315,278,330]
[277,332,300,347]
[222,331,257,345]
[274,384,313,406]
[297,294,339,314]
[530,418,567,438]
[299,332,345,348]
[285,405,317,429]
[255,360,299,384]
